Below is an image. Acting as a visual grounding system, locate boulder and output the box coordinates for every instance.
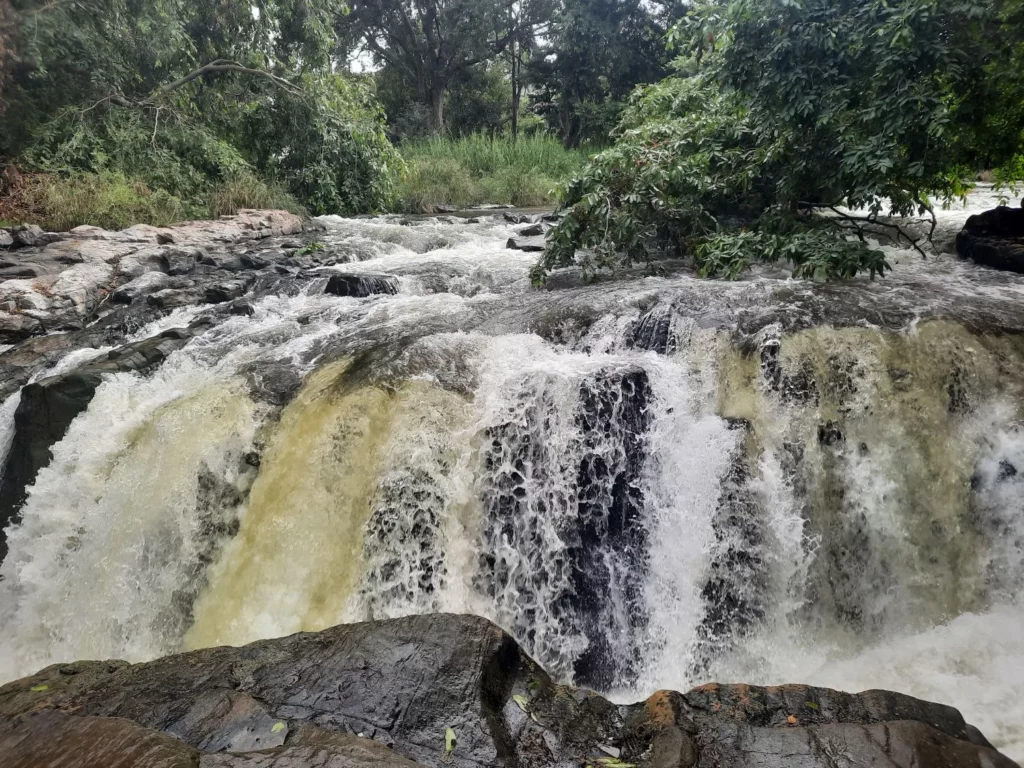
[110,271,174,304]
[505,236,546,253]
[515,223,546,238]
[324,273,400,298]
[0,231,12,248]
[955,204,1024,273]
[0,312,43,344]
[147,287,206,309]
[162,246,202,275]
[12,224,60,248]
[205,279,253,304]
[0,709,426,768]
[67,224,113,240]
[0,614,1016,768]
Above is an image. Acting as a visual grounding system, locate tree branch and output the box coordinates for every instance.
[816,204,930,258]
[144,59,300,103]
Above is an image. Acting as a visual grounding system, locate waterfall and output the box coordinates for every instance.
[1,209,1022,760]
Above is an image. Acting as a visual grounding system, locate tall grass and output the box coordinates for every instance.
[396,134,593,212]
[0,171,305,231]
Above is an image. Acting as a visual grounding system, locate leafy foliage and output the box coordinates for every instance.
[538,0,1024,283]
[1,0,399,221]
[528,0,675,147]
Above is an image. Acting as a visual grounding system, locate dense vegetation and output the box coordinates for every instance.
[536,0,1024,282]
[0,0,399,227]
[396,134,589,212]
[1,0,1023,283]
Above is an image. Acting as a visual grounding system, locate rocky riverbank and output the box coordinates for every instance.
[0,613,1017,768]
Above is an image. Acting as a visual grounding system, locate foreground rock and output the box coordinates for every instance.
[0,614,1015,768]
[956,203,1024,272]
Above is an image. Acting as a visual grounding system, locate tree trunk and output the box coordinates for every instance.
[427,87,445,135]
[510,42,521,140]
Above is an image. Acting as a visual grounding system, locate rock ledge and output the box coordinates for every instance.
[0,613,1017,768]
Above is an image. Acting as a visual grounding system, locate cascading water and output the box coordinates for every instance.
[1,202,1023,759]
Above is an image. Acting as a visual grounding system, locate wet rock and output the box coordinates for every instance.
[205,279,253,304]
[503,212,534,225]
[0,312,43,343]
[696,420,766,672]
[683,683,1018,768]
[111,270,174,303]
[12,224,59,248]
[0,709,201,768]
[0,617,1015,768]
[515,223,546,238]
[324,273,399,298]
[162,246,201,275]
[148,287,205,309]
[956,205,1024,273]
[627,304,677,354]
[505,236,545,252]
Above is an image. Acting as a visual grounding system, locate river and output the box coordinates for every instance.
[1,194,1022,759]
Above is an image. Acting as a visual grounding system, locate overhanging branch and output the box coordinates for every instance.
[800,202,931,258]
[144,60,300,103]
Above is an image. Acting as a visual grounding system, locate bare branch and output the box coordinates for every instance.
[821,204,929,258]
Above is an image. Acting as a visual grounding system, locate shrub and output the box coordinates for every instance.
[536,0,1022,284]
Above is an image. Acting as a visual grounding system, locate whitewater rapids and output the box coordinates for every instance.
[1,195,1023,760]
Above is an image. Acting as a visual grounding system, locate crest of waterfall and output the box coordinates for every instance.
[0,204,1023,760]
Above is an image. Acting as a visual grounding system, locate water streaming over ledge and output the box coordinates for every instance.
[1,200,1023,759]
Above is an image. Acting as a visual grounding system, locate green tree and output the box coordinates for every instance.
[537,0,1023,283]
[2,0,400,216]
[529,0,672,147]
[340,0,553,134]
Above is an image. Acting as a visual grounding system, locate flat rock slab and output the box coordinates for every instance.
[0,614,1016,768]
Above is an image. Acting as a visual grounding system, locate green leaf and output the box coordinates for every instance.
[271,721,287,734]
[512,694,530,712]
[445,727,457,754]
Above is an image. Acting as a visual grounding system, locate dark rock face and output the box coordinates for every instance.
[956,205,1024,273]
[324,273,400,298]
[505,236,545,252]
[696,420,766,672]
[571,367,652,689]
[0,614,1016,768]
[477,367,652,692]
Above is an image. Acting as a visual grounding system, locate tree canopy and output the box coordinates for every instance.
[340,0,554,135]
[1,0,399,217]
[535,0,1024,282]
